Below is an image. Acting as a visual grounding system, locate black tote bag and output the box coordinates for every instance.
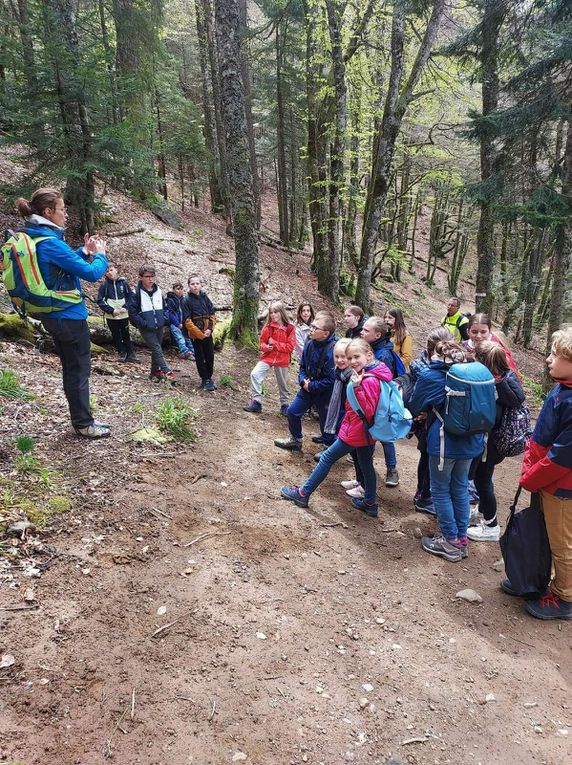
[499,487,552,597]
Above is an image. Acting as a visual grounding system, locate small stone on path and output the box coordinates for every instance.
[456,589,483,603]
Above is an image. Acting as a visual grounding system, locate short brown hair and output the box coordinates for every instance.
[364,316,386,337]
[314,311,335,335]
[345,305,364,319]
[139,264,156,277]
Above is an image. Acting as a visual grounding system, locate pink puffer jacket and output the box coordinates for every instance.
[338,363,393,447]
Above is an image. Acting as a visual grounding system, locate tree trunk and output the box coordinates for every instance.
[194,0,224,213]
[324,0,347,304]
[276,22,290,245]
[474,0,506,313]
[214,0,259,345]
[98,0,119,125]
[238,0,260,229]
[355,0,446,310]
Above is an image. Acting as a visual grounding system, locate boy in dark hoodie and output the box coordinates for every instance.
[97,263,135,362]
[509,328,572,621]
[128,264,174,382]
[166,282,195,360]
[182,274,217,391]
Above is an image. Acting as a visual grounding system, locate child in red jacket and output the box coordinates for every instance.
[280,338,393,518]
[243,302,296,415]
[510,328,572,620]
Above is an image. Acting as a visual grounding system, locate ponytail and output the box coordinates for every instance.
[15,188,62,219]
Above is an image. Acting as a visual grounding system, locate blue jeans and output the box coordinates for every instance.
[382,442,396,469]
[287,389,330,441]
[171,325,194,354]
[302,438,377,504]
[429,455,472,540]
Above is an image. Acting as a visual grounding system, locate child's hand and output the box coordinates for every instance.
[204,329,212,337]
[350,370,361,386]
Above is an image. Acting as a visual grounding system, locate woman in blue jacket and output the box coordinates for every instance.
[409,340,485,562]
[15,188,109,438]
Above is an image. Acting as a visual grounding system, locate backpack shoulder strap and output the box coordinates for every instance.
[316,337,336,377]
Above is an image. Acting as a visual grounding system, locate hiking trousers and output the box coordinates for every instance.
[194,336,214,381]
[541,491,572,602]
[42,317,93,429]
[250,361,289,405]
[140,328,170,374]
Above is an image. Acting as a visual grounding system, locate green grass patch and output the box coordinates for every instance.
[0,369,34,400]
[219,373,238,390]
[155,397,197,441]
[520,373,546,410]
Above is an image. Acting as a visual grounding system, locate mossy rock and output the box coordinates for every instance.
[0,313,38,344]
[213,317,232,351]
[90,342,110,354]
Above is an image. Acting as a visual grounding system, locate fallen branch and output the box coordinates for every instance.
[190,473,208,485]
[150,506,172,520]
[130,688,136,721]
[208,698,217,722]
[151,612,191,639]
[319,522,347,529]
[0,604,40,612]
[401,737,427,746]
[104,705,129,759]
[183,531,231,548]
[107,227,145,238]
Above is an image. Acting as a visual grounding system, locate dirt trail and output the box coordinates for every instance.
[1,344,570,765]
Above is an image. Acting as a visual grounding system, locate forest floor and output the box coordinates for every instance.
[0,157,570,765]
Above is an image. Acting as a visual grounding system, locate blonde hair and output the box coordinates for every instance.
[434,340,467,365]
[267,301,291,327]
[314,311,335,335]
[346,338,373,357]
[551,328,572,362]
[475,340,510,376]
[334,338,352,354]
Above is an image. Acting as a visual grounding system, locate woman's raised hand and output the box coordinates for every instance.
[84,233,107,255]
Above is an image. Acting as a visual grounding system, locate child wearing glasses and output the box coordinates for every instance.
[275,311,337,451]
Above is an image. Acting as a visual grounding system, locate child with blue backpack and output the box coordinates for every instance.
[280,338,393,518]
[408,340,494,562]
[361,315,405,488]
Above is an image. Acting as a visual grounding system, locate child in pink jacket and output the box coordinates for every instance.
[280,338,392,518]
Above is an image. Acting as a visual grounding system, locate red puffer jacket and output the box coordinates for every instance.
[338,363,393,447]
[259,322,296,367]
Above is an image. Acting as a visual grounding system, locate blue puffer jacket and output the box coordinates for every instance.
[23,219,108,320]
[371,335,396,375]
[298,335,338,397]
[165,291,184,327]
[408,359,485,460]
[128,282,166,331]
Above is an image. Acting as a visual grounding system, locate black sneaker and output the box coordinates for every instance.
[311,435,325,444]
[385,468,400,487]
[313,450,325,463]
[525,593,572,620]
[204,379,216,392]
[500,579,548,599]
[274,436,302,451]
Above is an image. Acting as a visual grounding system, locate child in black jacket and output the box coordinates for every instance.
[182,274,217,391]
[97,264,135,362]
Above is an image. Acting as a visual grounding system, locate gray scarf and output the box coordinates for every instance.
[324,367,353,434]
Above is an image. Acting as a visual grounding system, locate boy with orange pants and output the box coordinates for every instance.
[513,328,572,620]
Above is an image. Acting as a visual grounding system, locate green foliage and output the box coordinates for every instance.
[15,436,35,455]
[155,398,197,441]
[0,370,34,400]
[219,373,238,390]
[520,373,546,410]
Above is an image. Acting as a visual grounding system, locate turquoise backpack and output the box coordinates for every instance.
[346,375,412,443]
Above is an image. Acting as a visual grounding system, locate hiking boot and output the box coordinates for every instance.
[469,506,483,526]
[346,485,365,498]
[118,353,128,363]
[312,435,325,444]
[280,485,309,508]
[350,497,378,518]
[421,534,463,562]
[467,520,500,542]
[525,593,572,621]
[385,468,400,487]
[500,578,548,599]
[204,378,216,391]
[74,423,111,439]
[280,404,289,416]
[341,479,360,490]
[126,353,139,363]
[414,497,436,515]
[243,399,262,413]
[150,369,164,381]
[314,450,325,463]
[274,436,302,452]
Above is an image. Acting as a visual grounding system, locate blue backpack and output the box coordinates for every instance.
[346,375,413,443]
[390,350,406,377]
[435,362,497,436]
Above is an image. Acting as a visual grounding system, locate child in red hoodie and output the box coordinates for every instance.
[512,328,572,620]
[280,338,393,518]
[243,302,296,415]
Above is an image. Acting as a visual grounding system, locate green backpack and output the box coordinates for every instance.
[0,231,82,317]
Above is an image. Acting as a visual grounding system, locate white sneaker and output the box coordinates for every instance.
[469,506,483,526]
[346,485,365,498]
[341,479,360,490]
[466,521,500,542]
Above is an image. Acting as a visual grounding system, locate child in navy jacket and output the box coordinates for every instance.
[513,329,572,621]
[166,282,195,360]
[97,263,135,362]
